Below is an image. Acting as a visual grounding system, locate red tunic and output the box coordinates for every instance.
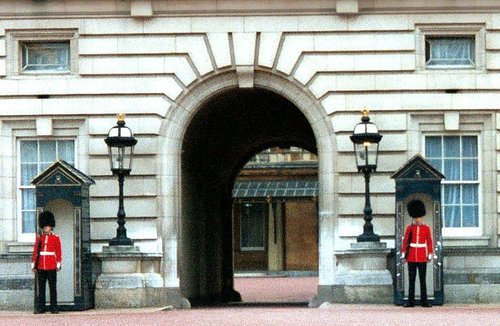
[401,223,433,263]
[32,233,62,270]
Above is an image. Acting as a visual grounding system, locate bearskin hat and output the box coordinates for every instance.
[38,211,55,228]
[407,199,426,218]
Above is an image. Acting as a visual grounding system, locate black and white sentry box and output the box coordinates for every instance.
[392,154,445,306]
[32,160,95,311]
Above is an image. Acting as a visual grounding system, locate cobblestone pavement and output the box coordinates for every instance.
[0,277,498,326]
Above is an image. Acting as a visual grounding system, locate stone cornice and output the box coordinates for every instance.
[0,0,499,19]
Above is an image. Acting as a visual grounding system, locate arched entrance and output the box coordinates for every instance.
[159,71,337,307]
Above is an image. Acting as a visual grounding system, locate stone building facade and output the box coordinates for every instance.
[0,0,498,309]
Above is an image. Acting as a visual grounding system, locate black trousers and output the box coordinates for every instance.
[408,262,428,304]
[36,269,57,312]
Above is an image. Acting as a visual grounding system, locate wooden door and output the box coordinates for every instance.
[284,201,318,271]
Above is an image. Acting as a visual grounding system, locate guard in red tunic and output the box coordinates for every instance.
[32,211,62,314]
[401,199,433,308]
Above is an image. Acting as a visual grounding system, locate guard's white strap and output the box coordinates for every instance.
[39,251,55,256]
[410,243,426,248]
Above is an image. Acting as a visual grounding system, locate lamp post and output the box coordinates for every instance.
[350,110,383,242]
[105,113,137,246]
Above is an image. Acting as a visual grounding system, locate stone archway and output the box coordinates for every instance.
[159,70,338,306]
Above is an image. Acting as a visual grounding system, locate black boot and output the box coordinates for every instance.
[404,301,415,307]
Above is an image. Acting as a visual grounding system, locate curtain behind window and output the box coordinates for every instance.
[426,37,475,66]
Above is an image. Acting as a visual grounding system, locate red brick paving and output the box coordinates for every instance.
[234,277,318,303]
[0,304,498,326]
[0,277,498,326]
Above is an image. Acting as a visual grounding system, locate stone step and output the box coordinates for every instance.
[7,242,33,254]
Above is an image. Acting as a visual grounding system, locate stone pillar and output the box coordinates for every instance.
[332,242,392,303]
[94,246,188,309]
[311,242,392,306]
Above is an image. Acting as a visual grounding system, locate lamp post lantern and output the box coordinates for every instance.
[350,110,383,242]
[105,113,137,246]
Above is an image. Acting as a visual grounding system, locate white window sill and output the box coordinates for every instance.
[420,67,480,73]
[6,241,34,254]
[10,73,76,79]
[240,248,265,252]
[442,236,490,247]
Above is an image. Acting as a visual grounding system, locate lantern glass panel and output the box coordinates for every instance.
[354,142,366,167]
[366,141,379,166]
[365,123,378,134]
[110,146,133,171]
[354,141,379,168]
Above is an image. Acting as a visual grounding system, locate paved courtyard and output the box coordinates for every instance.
[0,277,498,326]
[0,303,498,326]
[234,276,318,303]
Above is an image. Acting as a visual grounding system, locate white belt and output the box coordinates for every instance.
[410,243,426,248]
[39,251,55,256]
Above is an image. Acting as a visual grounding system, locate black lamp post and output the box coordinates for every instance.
[105,113,137,246]
[350,110,383,242]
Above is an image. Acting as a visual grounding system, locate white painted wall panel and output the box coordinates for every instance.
[207,33,232,68]
[90,197,157,218]
[88,157,157,177]
[88,137,159,155]
[191,16,245,33]
[338,195,396,215]
[232,32,256,66]
[91,219,157,240]
[486,52,500,70]
[486,32,500,50]
[79,38,119,55]
[258,32,281,68]
[82,18,144,35]
[337,217,395,237]
[0,39,6,57]
[243,16,299,32]
[0,58,6,77]
[31,96,169,116]
[176,36,214,75]
[336,133,407,153]
[80,56,197,86]
[91,177,158,197]
[87,116,162,136]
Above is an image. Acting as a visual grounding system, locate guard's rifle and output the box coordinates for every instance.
[33,229,42,311]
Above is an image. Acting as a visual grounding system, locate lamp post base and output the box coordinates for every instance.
[109,237,134,246]
[357,233,380,242]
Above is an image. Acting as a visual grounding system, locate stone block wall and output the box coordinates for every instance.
[0,0,498,307]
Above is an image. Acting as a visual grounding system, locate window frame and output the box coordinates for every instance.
[423,134,483,237]
[7,29,78,77]
[20,41,71,73]
[16,138,77,242]
[415,24,485,72]
[424,36,476,69]
[238,202,267,252]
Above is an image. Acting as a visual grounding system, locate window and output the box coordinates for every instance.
[425,136,480,235]
[239,202,266,251]
[415,24,485,72]
[6,29,78,77]
[425,37,475,68]
[21,42,70,72]
[18,140,75,236]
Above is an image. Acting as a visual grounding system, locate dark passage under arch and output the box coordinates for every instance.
[180,88,317,306]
